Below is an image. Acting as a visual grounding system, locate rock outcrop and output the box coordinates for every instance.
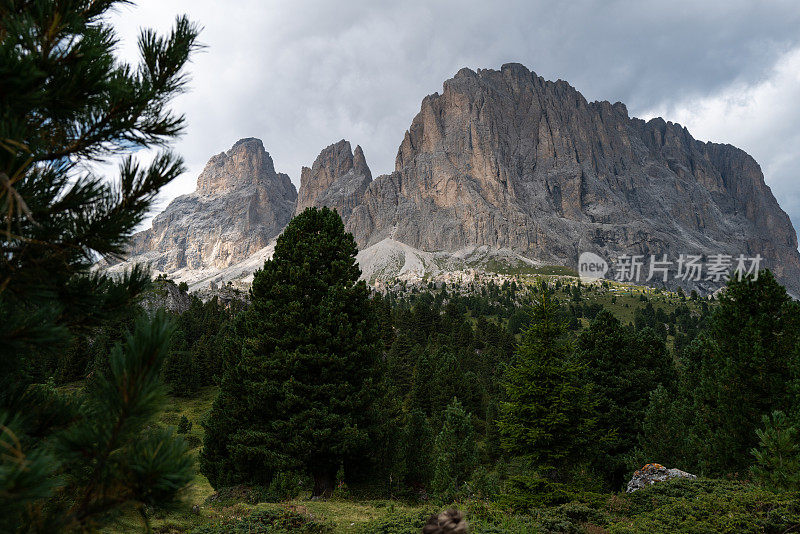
[626,463,697,493]
[138,280,193,315]
[346,63,800,294]
[295,140,372,222]
[125,138,297,272]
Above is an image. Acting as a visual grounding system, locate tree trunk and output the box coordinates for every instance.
[312,470,335,498]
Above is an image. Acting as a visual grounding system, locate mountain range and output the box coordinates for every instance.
[109,63,800,296]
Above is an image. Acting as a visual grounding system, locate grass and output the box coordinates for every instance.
[263,500,431,532]
[102,388,218,533]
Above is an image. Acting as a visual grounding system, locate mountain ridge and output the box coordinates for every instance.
[113,63,800,295]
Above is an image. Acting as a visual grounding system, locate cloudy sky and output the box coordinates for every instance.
[109,0,800,237]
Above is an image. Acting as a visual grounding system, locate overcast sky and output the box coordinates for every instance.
[109,0,800,238]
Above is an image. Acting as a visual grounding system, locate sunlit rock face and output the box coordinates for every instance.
[116,64,800,295]
[295,139,372,223]
[126,138,297,272]
[346,63,800,294]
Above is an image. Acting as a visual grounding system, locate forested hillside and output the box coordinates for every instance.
[28,214,800,532]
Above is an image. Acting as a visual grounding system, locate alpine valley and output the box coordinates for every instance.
[109,64,800,295]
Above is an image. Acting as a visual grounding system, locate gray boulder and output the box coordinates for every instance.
[626,463,697,493]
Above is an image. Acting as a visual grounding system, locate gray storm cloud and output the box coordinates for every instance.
[108,0,800,238]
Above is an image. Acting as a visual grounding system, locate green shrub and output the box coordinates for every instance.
[609,478,800,533]
[536,503,607,534]
[469,466,503,500]
[204,476,307,507]
[265,472,307,501]
[499,476,575,511]
[204,485,269,507]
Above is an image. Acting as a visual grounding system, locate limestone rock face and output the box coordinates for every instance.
[126,138,297,272]
[295,140,372,222]
[113,64,800,295]
[346,63,800,294]
[626,463,697,493]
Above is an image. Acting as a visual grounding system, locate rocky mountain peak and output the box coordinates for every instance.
[295,139,372,221]
[124,138,297,273]
[352,144,371,181]
[196,137,279,196]
[111,64,800,296]
[348,64,800,294]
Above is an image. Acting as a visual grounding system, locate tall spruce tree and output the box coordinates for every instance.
[432,398,478,500]
[498,290,596,479]
[576,312,674,488]
[642,271,800,475]
[0,1,200,530]
[399,409,435,488]
[750,411,800,492]
[201,207,381,496]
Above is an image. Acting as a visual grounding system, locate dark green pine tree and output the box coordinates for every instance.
[201,207,382,496]
[575,311,674,488]
[162,332,200,397]
[432,398,478,500]
[498,290,596,479]
[640,271,800,476]
[0,2,200,531]
[399,409,435,488]
[750,411,800,492]
[677,271,799,475]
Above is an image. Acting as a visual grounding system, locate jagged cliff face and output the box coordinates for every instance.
[126,138,297,272]
[114,64,800,295]
[295,140,372,222]
[346,63,800,291]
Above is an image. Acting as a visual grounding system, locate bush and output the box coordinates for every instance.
[204,485,269,507]
[265,472,307,501]
[610,478,800,533]
[536,502,607,534]
[204,474,308,507]
[499,476,575,511]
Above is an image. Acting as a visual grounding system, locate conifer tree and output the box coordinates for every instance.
[667,271,800,475]
[0,2,200,530]
[201,207,381,496]
[576,312,674,488]
[750,411,800,491]
[498,290,595,479]
[432,398,478,500]
[400,409,435,488]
